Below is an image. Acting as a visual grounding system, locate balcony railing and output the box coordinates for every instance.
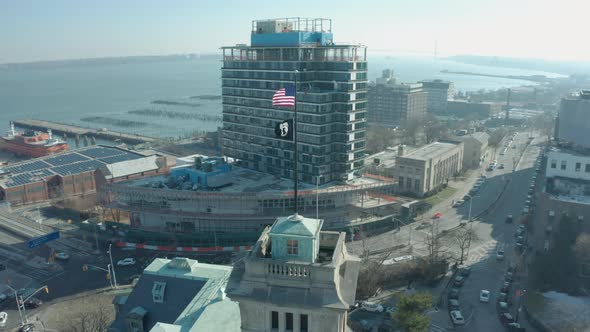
[267,262,310,278]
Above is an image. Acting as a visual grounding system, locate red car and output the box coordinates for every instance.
[433,212,442,219]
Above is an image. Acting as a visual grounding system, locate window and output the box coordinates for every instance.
[286,313,293,331]
[271,311,279,329]
[576,162,581,172]
[287,239,299,255]
[399,176,404,188]
[414,179,420,192]
[300,314,309,332]
[551,160,556,168]
[561,160,567,170]
[586,164,590,173]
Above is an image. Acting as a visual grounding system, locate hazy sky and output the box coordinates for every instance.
[1,0,589,63]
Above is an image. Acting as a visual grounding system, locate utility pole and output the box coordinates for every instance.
[108,243,118,289]
[6,285,23,326]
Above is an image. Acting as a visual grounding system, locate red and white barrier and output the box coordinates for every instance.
[115,241,252,253]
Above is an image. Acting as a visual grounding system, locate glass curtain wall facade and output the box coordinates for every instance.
[221,19,368,184]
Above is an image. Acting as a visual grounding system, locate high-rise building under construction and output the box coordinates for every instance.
[221,18,368,183]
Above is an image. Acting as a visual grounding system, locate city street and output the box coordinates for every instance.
[350,131,544,331]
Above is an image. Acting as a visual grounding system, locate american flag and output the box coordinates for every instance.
[272,85,296,106]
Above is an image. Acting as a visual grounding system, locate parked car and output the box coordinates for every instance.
[508,262,517,274]
[448,299,460,311]
[117,258,136,266]
[20,324,35,332]
[453,276,465,287]
[501,281,511,293]
[498,301,509,313]
[23,297,42,309]
[479,290,490,303]
[448,288,460,300]
[500,313,515,326]
[0,312,6,325]
[55,252,70,260]
[450,310,465,325]
[507,322,526,331]
[463,195,471,201]
[0,294,7,303]
[505,272,514,282]
[453,200,465,208]
[497,249,505,260]
[433,212,442,219]
[125,274,141,285]
[499,163,505,169]
[506,215,513,223]
[459,267,471,278]
[498,292,509,303]
[361,301,383,313]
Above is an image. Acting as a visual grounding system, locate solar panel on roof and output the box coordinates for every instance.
[4,171,50,187]
[45,153,90,166]
[79,146,123,159]
[4,160,51,174]
[99,153,142,164]
[51,159,106,176]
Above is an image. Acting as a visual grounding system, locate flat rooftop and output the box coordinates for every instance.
[399,141,460,161]
[0,145,146,188]
[121,164,390,195]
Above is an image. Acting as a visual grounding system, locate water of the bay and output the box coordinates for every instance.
[0,54,564,139]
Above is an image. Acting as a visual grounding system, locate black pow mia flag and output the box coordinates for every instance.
[274,119,294,141]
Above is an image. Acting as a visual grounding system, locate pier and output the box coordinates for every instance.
[12,119,159,144]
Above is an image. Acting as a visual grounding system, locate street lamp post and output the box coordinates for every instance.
[20,285,49,324]
[107,264,114,289]
[108,243,118,289]
[5,285,24,326]
[466,194,476,222]
[392,216,412,247]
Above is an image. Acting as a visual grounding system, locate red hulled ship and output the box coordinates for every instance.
[0,122,69,157]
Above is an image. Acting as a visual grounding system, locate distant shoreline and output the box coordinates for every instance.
[0,53,221,69]
[441,69,550,83]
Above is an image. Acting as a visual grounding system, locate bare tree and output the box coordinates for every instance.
[366,126,397,153]
[49,294,116,332]
[488,128,507,160]
[66,305,111,332]
[403,119,422,146]
[422,223,449,281]
[423,114,449,144]
[452,227,479,265]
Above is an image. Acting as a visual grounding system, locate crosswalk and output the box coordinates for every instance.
[430,323,448,332]
[21,268,54,281]
[465,238,507,264]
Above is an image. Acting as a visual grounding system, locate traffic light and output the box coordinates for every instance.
[82,264,88,272]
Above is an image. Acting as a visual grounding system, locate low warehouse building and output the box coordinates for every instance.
[0,145,170,206]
